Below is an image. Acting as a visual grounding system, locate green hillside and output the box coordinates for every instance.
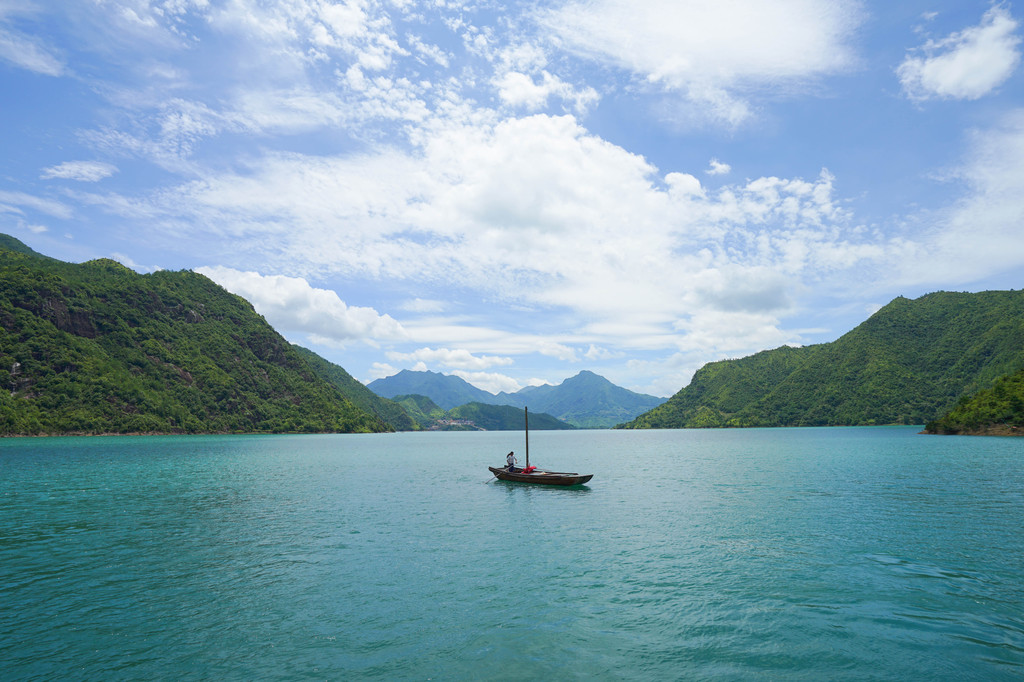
[292,345,416,431]
[447,403,573,431]
[393,394,446,429]
[925,367,1024,435]
[392,396,573,431]
[0,236,389,435]
[621,291,1024,429]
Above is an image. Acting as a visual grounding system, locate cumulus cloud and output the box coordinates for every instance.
[195,266,408,346]
[41,161,118,182]
[898,5,1021,101]
[130,111,875,374]
[493,70,599,113]
[540,0,862,125]
[451,370,524,395]
[369,362,398,381]
[16,0,915,395]
[706,158,731,176]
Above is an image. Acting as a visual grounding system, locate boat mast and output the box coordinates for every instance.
[525,406,530,469]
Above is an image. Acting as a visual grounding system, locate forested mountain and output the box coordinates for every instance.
[447,403,573,431]
[392,394,446,428]
[370,369,663,428]
[498,370,664,428]
[368,369,495,409]
[392,394,572,431]
[925,367,1024,435]
[621,290,1024,429]
[0,235,390,435]
[292,345,416,431]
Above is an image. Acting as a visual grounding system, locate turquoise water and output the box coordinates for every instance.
[1,427,1022,680]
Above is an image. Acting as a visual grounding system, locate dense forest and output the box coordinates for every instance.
[447,403,573,430]
[620,290,1024,429]
[925,367,1024,435]
[292,345,416,431]
[392,394,447,428]
[393,394,572,430]
[0,235,390,435]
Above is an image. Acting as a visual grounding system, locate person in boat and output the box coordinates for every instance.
[506,451,520,473]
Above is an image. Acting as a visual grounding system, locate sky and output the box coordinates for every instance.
[1,1,1023,398]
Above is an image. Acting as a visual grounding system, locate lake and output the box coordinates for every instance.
[1,427,1022,680]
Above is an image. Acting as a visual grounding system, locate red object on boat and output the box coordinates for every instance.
[523,465,537,473]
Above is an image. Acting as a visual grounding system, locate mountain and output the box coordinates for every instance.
[498,370,664,428]
[367,369,495,410]
[0,235,390,435]
[392,394,446,429]
[621,290,1024,429]
[0,234,55,260]
[392,394,572,431]
[292,345,416,431]
[447,403,573,431]
[368,369,664,428]
[925,367,1024,436]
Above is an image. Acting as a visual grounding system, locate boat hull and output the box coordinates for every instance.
[488,466,593,486]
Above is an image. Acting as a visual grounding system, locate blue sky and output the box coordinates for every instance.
[2,1,1022,398]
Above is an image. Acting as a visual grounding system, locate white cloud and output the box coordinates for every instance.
[538,342,580,363]
[0,191,74,219]
[401,298,447,313]
[898,5,1021,101]
[897,109,1024,285]
[451,370,523,395]
[118,112,878,367]
[0,5,65,77]
[540,0,862,125]
[493,70,599,113]
[387,347,514,370]
[368,362,398,381]
[228,89,352,134]
[706,158,731,176]
[195,266,408,346]
[583,344,621,361]
[41,161,118,182]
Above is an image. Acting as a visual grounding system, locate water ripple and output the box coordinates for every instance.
[2,428,1023,679]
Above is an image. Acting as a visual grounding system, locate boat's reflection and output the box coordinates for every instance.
[492,479,593,495]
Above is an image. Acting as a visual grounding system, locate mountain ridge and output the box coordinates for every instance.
[0,234,391,435]
[368,368,664,428]
[620,290,1024,429]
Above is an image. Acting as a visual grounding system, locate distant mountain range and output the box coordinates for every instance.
[392,394,573,431]
[368,369,665,428]
[621,290,1024,429]
[368,369,496,410]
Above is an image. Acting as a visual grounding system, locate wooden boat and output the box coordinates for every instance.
[488,466,593,486]
[489,407,593,486]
